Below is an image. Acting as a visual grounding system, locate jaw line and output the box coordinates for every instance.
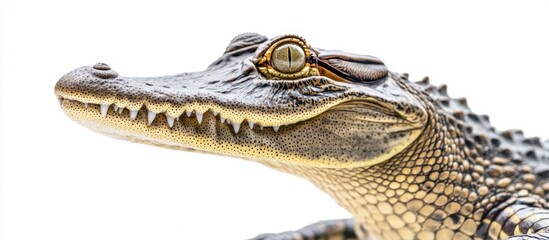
[58,93,418,135]
[58,98,286,134]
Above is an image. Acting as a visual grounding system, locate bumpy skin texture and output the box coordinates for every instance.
[55,33,549,240]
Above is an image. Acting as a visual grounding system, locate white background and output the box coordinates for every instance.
[2,1,549,239]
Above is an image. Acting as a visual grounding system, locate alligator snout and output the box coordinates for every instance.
[55,63,128,106]
[91,62,118,79]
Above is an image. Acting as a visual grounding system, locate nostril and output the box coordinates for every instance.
[91,62,118,79]
[93,62,111,71]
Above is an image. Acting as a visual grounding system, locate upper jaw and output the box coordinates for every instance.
[55,64,425,136]
[54,59,354,131]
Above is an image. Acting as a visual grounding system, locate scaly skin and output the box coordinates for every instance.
[55,33,549,240]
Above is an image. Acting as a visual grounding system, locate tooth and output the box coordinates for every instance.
[166,116,175,128]
[196,112,203,124]
[273,126,280,132]
[113,106,119,111]
[83,103,88,108]
[227,119,231,124]
[248,121,254,129]
[117,107,123,114]
[212,111,218,116]
[130,110,138,120]
[100,104,109,117]
[232,123,240,133]
[147,111,157,126]
[220,117,225,123]
[58,99,63,105]
[186,111,192,117]
[260,126,264,130]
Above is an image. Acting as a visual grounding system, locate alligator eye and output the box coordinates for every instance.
[271,43,306,73]
[255,35,319,80]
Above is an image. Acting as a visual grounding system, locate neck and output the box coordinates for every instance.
[265,109,478,240]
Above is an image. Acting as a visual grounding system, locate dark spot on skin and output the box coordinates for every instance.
[490,138,501,147]
[431,211,445,221]
[450,214,460,224]
[526,150,537,159]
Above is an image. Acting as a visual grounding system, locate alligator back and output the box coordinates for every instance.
[410,74,549,201]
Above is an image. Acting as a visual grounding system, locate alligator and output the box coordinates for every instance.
[54,33,549,240]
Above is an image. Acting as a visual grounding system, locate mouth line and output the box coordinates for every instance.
[58,97,287,133]
[57,92,413,134]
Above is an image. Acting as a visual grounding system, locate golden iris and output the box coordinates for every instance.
[271,43,306,73]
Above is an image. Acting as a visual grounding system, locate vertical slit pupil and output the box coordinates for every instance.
[287,47,292,69]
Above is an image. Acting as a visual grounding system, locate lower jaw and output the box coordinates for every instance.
[59,99,423,169]
[59,99,291,158]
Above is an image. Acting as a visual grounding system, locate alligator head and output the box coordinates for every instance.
[55,33,427,169]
